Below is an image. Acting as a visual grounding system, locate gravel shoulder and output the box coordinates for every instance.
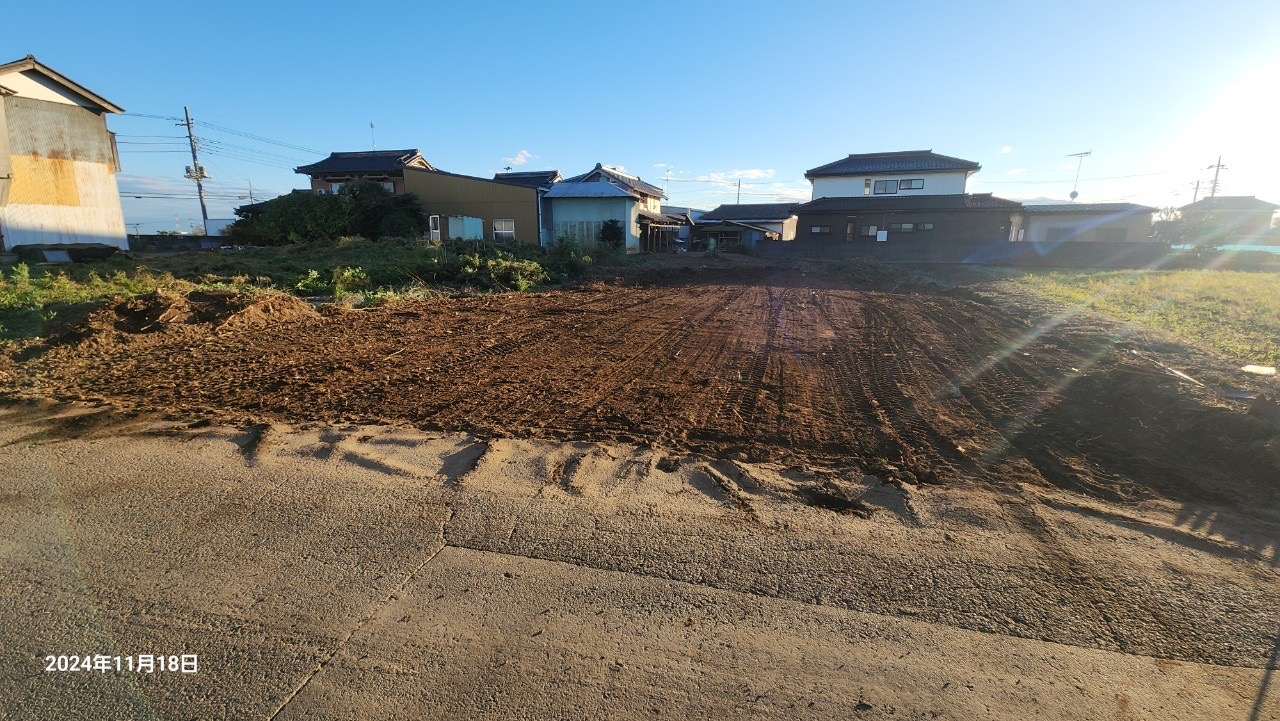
[2,405,1276,719]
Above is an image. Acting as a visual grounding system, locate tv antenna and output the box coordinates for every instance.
[1067,151,1091,201]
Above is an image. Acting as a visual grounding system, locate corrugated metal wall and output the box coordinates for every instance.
[0,96,127,250]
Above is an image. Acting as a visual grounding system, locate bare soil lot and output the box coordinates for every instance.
[6,261,1277,508]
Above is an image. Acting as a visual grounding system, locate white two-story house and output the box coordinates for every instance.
[793,150,1018,244]
[805,149,980,200]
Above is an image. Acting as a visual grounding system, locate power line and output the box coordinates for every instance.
[193,118,322,155]
[196,137,308,163]
[122,112,182,121]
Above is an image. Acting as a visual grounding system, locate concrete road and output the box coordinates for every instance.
[1,403,1276,720]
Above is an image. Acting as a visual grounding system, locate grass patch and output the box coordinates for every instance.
[1015,268,1280,365]
[0,238,600,339]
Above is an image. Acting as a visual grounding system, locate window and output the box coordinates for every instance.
[845,222,856,241]
[872,180,897,194]
[918,222,934,231]
[864,178,871,195]
[494,219,515,242]
[898,179,924,190]
[1097,228,1128,242]
[889,223,914,232]
[1045,227,1074,243]
[810,225,831,234]
[382,181,396,193]
[860,225,878,237]
[329,182,343,193]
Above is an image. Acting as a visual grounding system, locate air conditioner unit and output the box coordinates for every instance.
[316,188,327,195]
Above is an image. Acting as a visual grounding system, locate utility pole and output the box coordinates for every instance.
[370,122,376,150]
[736,178,741,204]
[179,106,209,236]
[1192,180,1200,204]
[1207,156,1227,197]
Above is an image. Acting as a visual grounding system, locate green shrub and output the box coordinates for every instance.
[332,266,372,298]
[292,269,331,295]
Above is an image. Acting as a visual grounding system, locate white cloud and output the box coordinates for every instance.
[1005,168,1026,176]
[502,149,535,166]
[653,162,670,168]
[1001,145,1013,154]
[690,168,776,183]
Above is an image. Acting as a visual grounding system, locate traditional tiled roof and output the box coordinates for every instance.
[794,193,1020,212]
[1021,203,1155,214]
[0,54,123,113]
[562,163,666,199]
[700,203,797,221]
[1180,196,1279,212]
[805,150,980,179]
[296,149,432,175]
[544,182,636,199]
[493,170,562,188]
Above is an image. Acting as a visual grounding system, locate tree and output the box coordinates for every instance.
[599,219,625,251]
[227,182,428,245]
[1155,207,1181,222]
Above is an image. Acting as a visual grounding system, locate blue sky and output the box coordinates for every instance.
[10,0,1280,231]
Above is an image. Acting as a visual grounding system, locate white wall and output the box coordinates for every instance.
[811,171,969,200]
[0,70,96,109]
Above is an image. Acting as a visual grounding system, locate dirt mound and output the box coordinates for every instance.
[47,290,320,347]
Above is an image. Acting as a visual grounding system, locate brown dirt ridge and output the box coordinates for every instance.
[4,266,1277,507]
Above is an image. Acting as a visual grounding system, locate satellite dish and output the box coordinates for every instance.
[1069,190,1079,201]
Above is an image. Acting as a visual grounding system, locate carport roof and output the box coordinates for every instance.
[1021,203,1155,214]
[700,203,797,221]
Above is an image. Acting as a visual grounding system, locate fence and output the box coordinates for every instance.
[753,237,1173,269]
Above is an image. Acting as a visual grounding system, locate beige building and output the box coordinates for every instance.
[0,55,127,250]
[1013,203,1155,244]
[403,168,541,244]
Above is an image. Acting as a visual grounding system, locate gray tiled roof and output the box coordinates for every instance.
[296,150,428,174]
[700,203,797,221]
[794,194,1021,213]
[1180,196,1279,212]
[1021,203,1155,214]
[562,164,666,199]
[805,150,981,178]
[544,182,635,199]
[493,170,562,188]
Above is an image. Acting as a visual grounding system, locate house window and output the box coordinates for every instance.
[329,182,343,193]
[1097,228,1128,242]
[872,180,897,195]
[845,222,856,241]
[918,222,934,231]
[494,219,515,242]
[888,223,914,232]
[864,178,871,195]
[860,225,878,237]
[382,181,396,193]
[1045,227,1074,243]
[810,225,831,234]
[898,179,924,190]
